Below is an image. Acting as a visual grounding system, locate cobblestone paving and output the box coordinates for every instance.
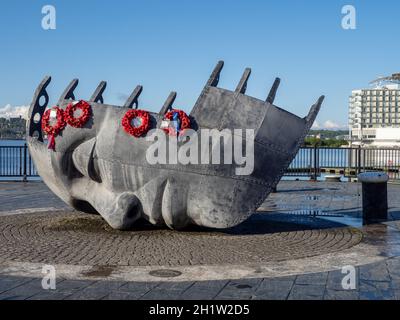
[0,180,400,300]
[0,211,362,266]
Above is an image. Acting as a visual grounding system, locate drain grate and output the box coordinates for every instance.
[149,269,182,278]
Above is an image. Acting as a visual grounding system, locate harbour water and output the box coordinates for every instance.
[0,140,25,147]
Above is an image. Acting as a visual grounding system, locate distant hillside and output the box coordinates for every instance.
[0,117,26,139]
[305,129,349,147]
[308,129,348,138]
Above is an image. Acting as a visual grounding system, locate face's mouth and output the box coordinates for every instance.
[26,61,323,230]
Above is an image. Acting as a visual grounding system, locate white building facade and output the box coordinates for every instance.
[349,74,400,148]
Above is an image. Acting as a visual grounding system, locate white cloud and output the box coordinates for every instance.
[323,120,341,129]
[312,119,346,130]
[0,104,29,119]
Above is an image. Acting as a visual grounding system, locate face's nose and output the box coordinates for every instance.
[67,174,142,230]
[71,138,101,183]
[70,138,143,230]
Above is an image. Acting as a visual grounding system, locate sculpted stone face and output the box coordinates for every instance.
[27,61,323,230]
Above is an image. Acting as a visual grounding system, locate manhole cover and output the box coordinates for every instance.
[149,269,182,278]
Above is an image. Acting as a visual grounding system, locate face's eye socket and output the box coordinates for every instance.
[71,138,102,183]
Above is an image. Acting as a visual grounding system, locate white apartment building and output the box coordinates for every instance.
[349,73,400,147]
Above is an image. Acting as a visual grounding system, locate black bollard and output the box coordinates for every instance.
[358,172,389,224]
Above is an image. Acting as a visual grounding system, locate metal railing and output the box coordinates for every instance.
[1,144,400,181]
[0,144,38,180]
[286,146,400,180]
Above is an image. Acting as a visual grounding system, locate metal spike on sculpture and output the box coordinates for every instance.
[26,61,324,230]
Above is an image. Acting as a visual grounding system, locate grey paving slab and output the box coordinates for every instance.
[120,281,160,293]
[359,279,396,300]
[27,290,75,300]
[0,277,91,300]
[62,280,127,300]
[180,280,228,300]
[287,284,326,300]
[81,280,126,291]
[386,258,400,280]
[359,262,391,282]
[103,290,151,300]
[103,281,161,300]
[0,278,44,300]
[0,277,36,294]
[53,279,96,292]
[323,289,359,300]
[389,279,400,290]
[140,282,195,300]
[215,278,263,300]
[252,279,293,300]
[295,272,328,286]
[64,287,111,300]
[0,269,398,301]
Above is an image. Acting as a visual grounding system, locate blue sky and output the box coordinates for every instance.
[0,0,399,128]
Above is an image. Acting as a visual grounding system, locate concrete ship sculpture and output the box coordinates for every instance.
[27,61,324,230]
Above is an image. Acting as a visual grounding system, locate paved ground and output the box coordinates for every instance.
[0,211,363,266]
[0,181,68,214]
[1,180,400,300]
[1,257,400,300]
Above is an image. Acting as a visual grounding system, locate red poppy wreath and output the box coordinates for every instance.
[162,109,191,136]
[65,100,92,128]
[41,106,67,151]
[42,106,66,137]
[122,109,150,137]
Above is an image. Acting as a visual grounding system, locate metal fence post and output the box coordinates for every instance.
[348,147,352,178]
[357,145,362,175]
[363,148,366,172]
[311,145,318,181]
[23,144,27,182]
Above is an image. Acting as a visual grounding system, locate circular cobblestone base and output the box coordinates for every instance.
[0,211,363,267]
